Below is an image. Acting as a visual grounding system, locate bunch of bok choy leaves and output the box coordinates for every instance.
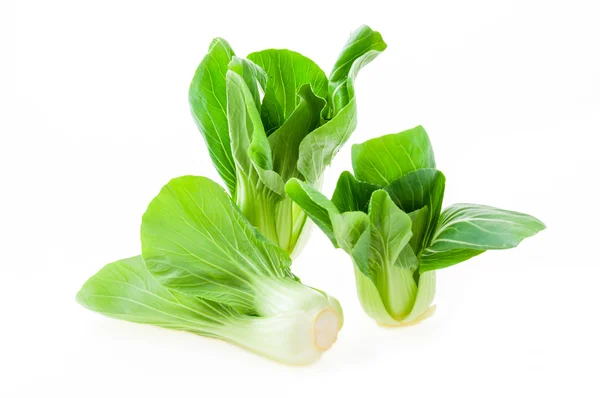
[286,126,545,326]
[189,25,386,256]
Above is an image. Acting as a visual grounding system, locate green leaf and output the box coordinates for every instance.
[352,125,435,186]
[76,256,238,335]
[328,25,387,116]
[407,207,429,254]
[366,190,413,275]
[76,255,343,365]
[331,171,380,213]
[268,85,327,182]
[189,38,237,196]
[331,211,370,253]
[384,168,446,253]
[348,190,417,319]
[349,221,372,277]
[284,178,340,246]
[141,176,291,314]
[226,68,284,196]
[420,203,546,272]
[247,49,328,134]
[353,262,436,326]
[375,246,419,319]
[227,56,267,110]
[420,248,484,271]
[297,25,387,184]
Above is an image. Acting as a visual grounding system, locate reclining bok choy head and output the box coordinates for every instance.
[285,126,545,326]
[77,177,342,365]
[189,25,386,256]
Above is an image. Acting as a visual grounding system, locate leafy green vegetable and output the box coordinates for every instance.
[331,171,379,213]
[351,125,435,186]
[189,38,237,195]
[77,256,341,365]
[286,125,545,326]
[247,50,329,134]
[189,25,386,256]
[383,169,446,253]
[77,256,241,337]
[78,177,343,365]
[79,28,385,363]
[420,203,545,272]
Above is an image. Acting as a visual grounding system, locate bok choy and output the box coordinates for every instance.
[286,126,545,326]
[77,177,342,365]
[189,25,386,256]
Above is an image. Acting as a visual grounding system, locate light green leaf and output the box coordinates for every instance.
[375,247,419,319]
[352,125,435,186]
[189,38,237,196]
[141,176,291,313]
[345,190,417,319]
[247,49,328,134]
[268,85,326,182]
[284,178,340,246]
[76,255,343,365]
[365,190,413,276]
[349,221,372,277]
[271,198,310,255]
[328,25,387,116]
[420,203,546,272]
[227,69,284,196]
[353,268,399,325]
[353,263,436,326]
[331,171,380,213]
[297,25,387,184]
[76,256,238,335]
[331,211,370,253]
[384,168,446,253]
[227,56,267,110]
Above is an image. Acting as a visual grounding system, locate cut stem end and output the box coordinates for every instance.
[314,309,340,350]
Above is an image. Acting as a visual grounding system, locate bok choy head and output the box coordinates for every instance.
[189,25,386,256]
[286,126,545,326]
[77,176,342,365]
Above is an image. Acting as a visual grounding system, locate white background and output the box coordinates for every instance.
[4,0,600,396]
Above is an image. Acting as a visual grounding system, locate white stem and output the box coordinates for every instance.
[218,303,341,365]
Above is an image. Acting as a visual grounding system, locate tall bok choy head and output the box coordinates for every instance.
[189,25,386,256]
[77,177,343,365]
[286,126,545,326]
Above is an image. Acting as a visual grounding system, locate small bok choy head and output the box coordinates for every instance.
[77,177,342,365]
[286,126,545,326]
[188,25,386,256]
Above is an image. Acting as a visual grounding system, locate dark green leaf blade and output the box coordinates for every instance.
[189,38,237,195]
[328,25,387,116]
[352,125,435,186]
[407,207,429,254]
[297,25,387,184]
[331,171,381,213]
[247,49,328,134]
[420,248,484,272]
[420,203,545,272]
[383,168,446,253]
[268,85,327,182]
